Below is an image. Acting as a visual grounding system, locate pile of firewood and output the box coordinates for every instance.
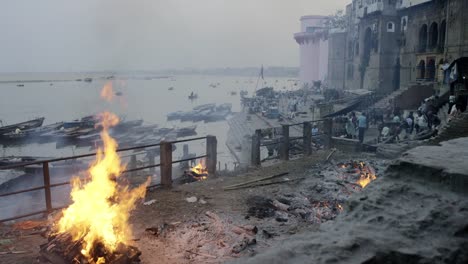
[38,233,141,264]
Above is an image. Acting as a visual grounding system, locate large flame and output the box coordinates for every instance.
[57,112,149,260]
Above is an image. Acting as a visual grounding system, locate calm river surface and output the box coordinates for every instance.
[0,74,297,169]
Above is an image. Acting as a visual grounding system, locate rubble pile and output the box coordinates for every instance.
[246,160,383,225]
[140,211,261,262]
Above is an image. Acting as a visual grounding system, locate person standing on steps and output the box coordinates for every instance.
[358,112,367,144]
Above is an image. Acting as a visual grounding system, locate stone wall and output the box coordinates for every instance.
[327,31,347,90]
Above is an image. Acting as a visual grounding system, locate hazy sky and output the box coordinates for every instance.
[0,0,349,72]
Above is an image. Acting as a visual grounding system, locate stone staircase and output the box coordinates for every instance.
[372,81,434,110]
[430,112,468,144]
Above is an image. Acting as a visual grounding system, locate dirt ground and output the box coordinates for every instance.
[0,150,386,264]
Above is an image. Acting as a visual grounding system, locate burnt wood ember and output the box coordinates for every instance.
[182,170,208,183]
[38,233,141,264]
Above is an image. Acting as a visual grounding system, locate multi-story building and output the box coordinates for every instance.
[398,0,468,87]
[327,0,468,94]
[294,15,329,85]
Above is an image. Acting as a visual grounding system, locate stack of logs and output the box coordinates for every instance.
[38,233,141,264]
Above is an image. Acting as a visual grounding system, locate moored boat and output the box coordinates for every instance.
[0,117,45,136]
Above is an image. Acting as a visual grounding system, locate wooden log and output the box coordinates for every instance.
[224,177,304,191]
[326,148,337,162]
[272,200,289,212]
[186,250,217,259]
[231,225,258,236]
[223,172,289,190]
[40,233,142,264]
[231,234,256,254]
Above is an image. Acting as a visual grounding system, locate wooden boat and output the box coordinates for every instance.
[188,92,198,100]
[193,104,215,111]
[175,125,197,137]
[0,117,45,136]
[113,119,144,131]
[0,155,52,167]
[203,109,231,123]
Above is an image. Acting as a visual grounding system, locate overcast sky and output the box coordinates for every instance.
[0,0,349,72]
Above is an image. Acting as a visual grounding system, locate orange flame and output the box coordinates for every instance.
[57,112,149,260]
[101,82,114,102]
[190,160,208,181]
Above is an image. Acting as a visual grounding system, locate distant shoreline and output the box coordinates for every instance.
[0,67,299,83]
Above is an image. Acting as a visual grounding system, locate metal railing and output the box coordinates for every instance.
[251,119,332,165]
[0,135,217,222]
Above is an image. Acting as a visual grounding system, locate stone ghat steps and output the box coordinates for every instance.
[387,137,468,193]
[430,112,468,144]
[373,85,411,109]
[372,81,434,110]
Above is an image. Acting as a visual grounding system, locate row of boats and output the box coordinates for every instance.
[0,115,198,151]
[167,103,232,122]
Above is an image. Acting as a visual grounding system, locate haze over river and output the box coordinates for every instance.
[0,74,297,169]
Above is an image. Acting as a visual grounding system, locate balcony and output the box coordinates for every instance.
[294,31,327,44]
[357,2,383,18]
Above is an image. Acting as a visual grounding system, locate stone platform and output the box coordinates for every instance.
[387,137,468,192]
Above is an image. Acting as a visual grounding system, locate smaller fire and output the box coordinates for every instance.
[357,172,377,188]
[185,160,208,181]
[355,161,377,188]
[337,160,377,189]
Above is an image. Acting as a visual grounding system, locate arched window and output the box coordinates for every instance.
[419,24,428,52]
[417,60,426,79]
[387,22,395,32]
[428,22,438,49]
[439,20,446,50]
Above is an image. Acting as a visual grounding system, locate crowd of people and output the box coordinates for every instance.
[340,94,461,144]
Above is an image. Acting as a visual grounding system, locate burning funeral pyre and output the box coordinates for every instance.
[39,112,150,264]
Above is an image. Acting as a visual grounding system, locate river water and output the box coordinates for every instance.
[0,74,296,169]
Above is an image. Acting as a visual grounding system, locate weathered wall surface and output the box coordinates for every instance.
[327,31,347,90]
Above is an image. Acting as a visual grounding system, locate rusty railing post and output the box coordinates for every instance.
[280,125,290,160]
[303,122,312,156]
[182,144,189,169]
[206,135,217,175]
[251,129,261,166]
[160,141,172,188]
[42,162,52,214]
